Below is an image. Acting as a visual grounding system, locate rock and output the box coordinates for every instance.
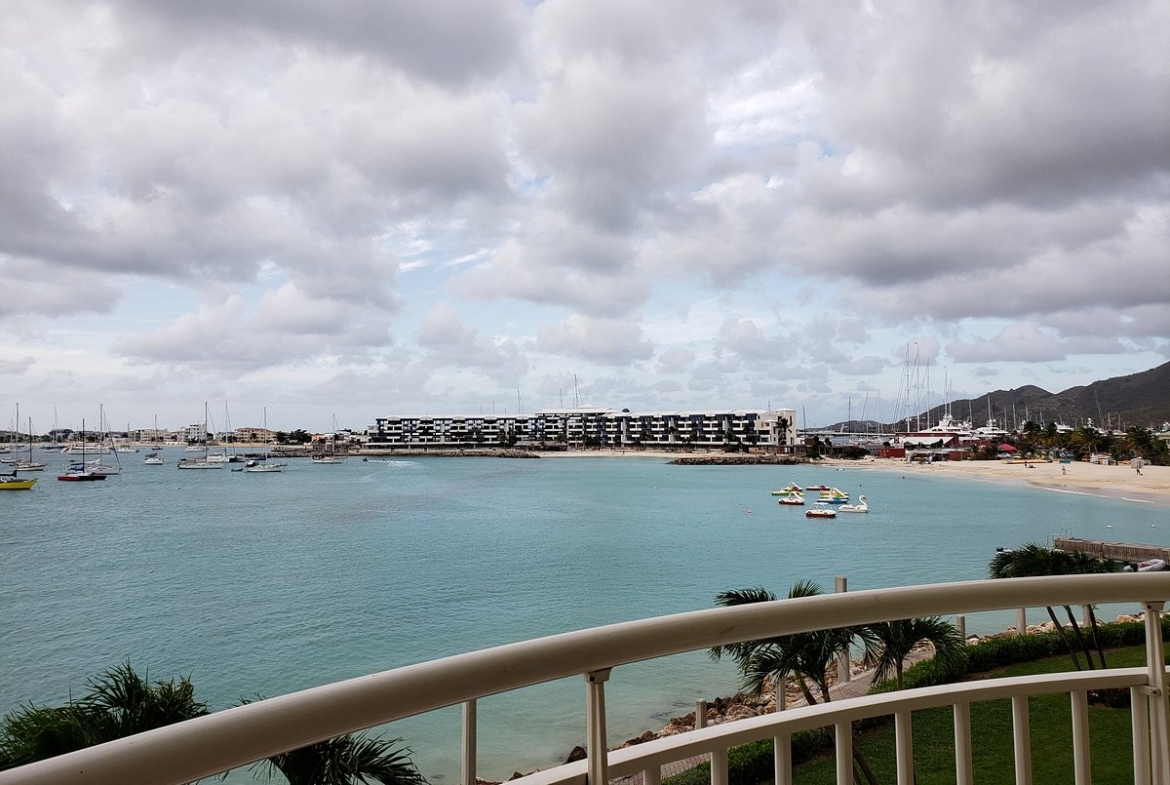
[564,746,587,764]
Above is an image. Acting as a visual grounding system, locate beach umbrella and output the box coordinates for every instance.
[998,443,1017,452]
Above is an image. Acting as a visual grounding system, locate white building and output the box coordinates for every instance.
[369,408,798,452]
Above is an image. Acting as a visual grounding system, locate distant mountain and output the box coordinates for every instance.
[824,361,1170,433]
[920,361,1170,431]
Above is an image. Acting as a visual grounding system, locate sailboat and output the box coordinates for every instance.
[58,419,106,481]
[144,415,164,465]
[244,408,286,472]
[12,410,46,472]
[83,405,123,475]
[0,472,36,490]
[178,403,223,469]
[311,415,347,464]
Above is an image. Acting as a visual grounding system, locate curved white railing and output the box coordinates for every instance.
[3,573,1170,785]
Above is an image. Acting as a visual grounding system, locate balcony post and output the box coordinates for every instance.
[585,669,612,785]
[953,702,973,785]
[1011,694,1031,785]
[1070,690,1090,785]
[774,732,793,785]
[1132,685,1152,785]
[835,722,853,785]
[895,710,913,785]
[1142,602,1169,785]
[695,699,707,729]
[835,577,850,683]
[461,699,477,785]
[1016,607,1027,635]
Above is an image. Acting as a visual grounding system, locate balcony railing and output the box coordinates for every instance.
[5,574,1170,785]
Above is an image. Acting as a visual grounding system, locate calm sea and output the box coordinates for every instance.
[1,452,1166,781]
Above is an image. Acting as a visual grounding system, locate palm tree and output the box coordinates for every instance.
[256,733,427,785]
[710,581,873,704]
[864,617,964,690]
[989,543,1111,669]
[0,663,208,770]
[710,582,881,785]
[239,697,427,785]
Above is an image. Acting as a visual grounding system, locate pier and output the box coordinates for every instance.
[1054,536,1170,563]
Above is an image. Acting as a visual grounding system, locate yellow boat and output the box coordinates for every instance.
[0,475,37,490]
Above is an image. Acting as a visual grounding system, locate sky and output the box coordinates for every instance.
[1,0,1168,435]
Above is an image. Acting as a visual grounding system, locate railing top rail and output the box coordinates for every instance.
[5,573,1169,785]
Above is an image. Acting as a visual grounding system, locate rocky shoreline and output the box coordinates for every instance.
[667,454,808,465]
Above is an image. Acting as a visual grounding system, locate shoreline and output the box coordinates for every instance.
[111,443,1170,504]
[820,455,1170,506]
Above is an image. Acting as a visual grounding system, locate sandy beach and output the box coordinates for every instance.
[538,448,1170,504]
[829,455,1170,506]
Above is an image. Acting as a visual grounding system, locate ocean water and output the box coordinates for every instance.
[1,453,1166,781]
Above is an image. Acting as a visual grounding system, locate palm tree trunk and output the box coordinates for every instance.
[797,676,818,705]
[1063,605,1097,669]
[1045,606,1082,670]
[1087,607,1108,668]
[852,746,880,785]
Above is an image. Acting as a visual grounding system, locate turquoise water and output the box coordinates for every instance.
[1,454,1166,781]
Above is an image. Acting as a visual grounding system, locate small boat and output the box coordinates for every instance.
[805,502,837,519]
[838,495,869,513]
[57,418,107,481]
[143,451,164,465]
[179,404,224,469]
[777,492,805,506]
[0,474,37,490]
[805,484,830,491]
[83,458,122,475]
[818,487,850,504]
[770,482,803,496]
[1136,559,1165,572]
[244,458,286,473]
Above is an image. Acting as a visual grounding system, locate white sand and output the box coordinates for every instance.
[822,455,1170,504]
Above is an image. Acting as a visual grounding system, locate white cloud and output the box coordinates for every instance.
[0,0,1166,428]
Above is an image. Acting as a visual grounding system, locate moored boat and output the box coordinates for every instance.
[805,502,837,519]
[770,482,803,496]
[57,418,107,481]
[817,487,850,504]
[838,495,869,513]
[244,458,286,473]
[0,474,37,490]
[776,491,805,506]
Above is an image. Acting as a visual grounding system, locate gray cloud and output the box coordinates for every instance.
[1,0,1166,424]
[536,315,654,365]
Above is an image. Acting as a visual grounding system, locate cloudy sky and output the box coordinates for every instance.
[2,0,1167,434]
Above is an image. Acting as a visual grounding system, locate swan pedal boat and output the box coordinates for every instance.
[838,495,869,513]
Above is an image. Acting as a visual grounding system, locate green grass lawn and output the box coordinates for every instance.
[790,646,1154,785]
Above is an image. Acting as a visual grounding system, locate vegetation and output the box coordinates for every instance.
[667,618,1165,785]
[0,664,425,785]
[710,581,962,785]
[988,543,1113,669]
[0,663,207,769]
[996,420,1169,465]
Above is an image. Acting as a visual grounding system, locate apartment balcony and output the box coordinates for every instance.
[8,574,1170,785]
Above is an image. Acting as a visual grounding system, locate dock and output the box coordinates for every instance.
[1054,536,1170,563]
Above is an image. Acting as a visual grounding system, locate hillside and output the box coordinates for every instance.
[917,361,1170,431]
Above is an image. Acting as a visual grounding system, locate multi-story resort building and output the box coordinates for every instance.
[367,408,798,452]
